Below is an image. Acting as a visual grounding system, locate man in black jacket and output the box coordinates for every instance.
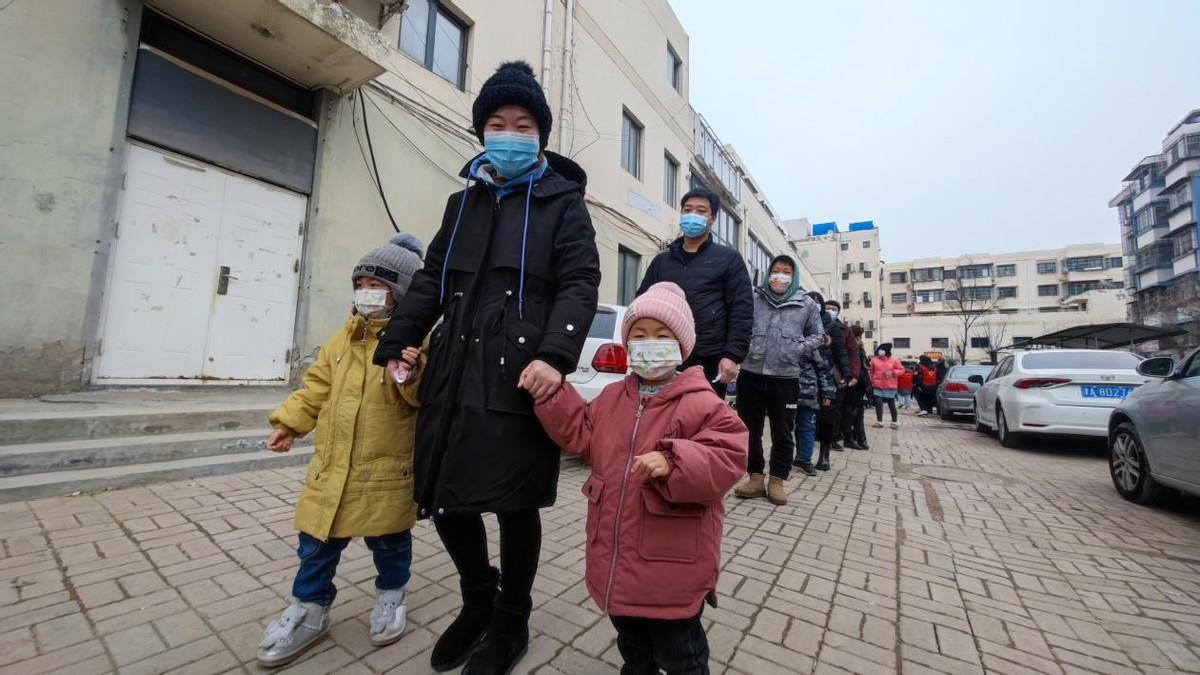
[636,188,753,398]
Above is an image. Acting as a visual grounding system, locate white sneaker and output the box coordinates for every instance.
[369,588,408,646]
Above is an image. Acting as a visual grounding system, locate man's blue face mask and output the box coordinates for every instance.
[679,213,709,238]
[483,131,540,179]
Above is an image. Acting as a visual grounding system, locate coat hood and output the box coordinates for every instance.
[459,150,587,197]
[760,254,803,304]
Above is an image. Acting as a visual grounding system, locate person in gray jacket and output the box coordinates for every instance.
[732,255,824,506]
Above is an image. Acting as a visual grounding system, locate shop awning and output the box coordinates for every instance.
[1007,323,1187,350]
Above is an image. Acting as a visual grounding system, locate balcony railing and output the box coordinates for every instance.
[1134,240,1176,272]
[694,114,742,203]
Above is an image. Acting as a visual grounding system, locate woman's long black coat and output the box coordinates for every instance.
[375,152,601,518]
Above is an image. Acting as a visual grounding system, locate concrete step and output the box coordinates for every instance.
[0,446,315,503]
[0,405,275,445]
[0,428,313,478]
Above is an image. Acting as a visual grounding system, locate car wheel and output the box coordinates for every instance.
[997,405,1022,448]
[1110,422,1159,505]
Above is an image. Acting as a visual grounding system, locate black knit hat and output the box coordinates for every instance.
[472,61,553,149]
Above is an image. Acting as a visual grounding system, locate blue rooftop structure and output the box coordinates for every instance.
[848,221,876,232]
[812,222,839,236]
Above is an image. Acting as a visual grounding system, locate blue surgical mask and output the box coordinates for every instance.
[827,310,839,320]
[483,131,540,179]
[680,213,709,238]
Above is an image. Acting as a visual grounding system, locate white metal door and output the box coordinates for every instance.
[202,174,306,380]
[96,144,305,383]
[95,145,224,380]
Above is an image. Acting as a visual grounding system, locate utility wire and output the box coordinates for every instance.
[359,91,401,233]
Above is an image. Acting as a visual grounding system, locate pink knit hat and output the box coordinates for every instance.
[622,282,696,359]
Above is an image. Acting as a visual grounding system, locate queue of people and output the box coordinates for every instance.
[256,58,938,675]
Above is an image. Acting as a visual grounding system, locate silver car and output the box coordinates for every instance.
[937,365,993,419]
[1108,347,1200,504]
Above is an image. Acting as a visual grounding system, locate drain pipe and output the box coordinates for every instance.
[558,0,575,153]
[541,0,555,92]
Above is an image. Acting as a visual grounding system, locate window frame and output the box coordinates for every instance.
[398,0,468,90]
[997,286,1018,299]
[930,337,949,349]
[666,43,682,93]
[995,264,1016,277]
[617,246,641,306]
[1037,261,1057,274]
[891,292,908,304]
[1037,284,1060,297]
[893,337,911,349]
[970,336,991,349]
[620,109,644,179]
[662,152,679,205]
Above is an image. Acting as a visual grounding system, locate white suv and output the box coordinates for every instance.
[568,304,628,401]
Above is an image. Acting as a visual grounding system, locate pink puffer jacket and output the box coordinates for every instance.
[535,367,748,620]
[869,355,906,390]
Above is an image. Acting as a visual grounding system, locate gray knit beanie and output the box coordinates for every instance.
[352,233,424,301]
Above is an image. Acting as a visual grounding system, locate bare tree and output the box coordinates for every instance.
[979,320,1009,365]
[943,259,1001,364]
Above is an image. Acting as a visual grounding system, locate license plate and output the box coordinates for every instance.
[1080,385,1134,399]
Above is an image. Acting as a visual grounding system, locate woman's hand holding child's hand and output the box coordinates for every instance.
[518,359,563,404]
[631,451,671,479]
[266,428,295,453]
[387,347,423,387]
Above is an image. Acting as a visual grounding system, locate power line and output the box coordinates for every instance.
[359,92,400,233]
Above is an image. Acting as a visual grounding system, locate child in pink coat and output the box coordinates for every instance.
[535,282,748,674]
[868,342,906,428]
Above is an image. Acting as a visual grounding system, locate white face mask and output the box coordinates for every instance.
[354,288,391,319]
[769,273,792,291]
[627,339,682,381]
[877,349,887,357]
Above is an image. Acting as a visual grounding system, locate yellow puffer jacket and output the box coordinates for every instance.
[269,315,419,541]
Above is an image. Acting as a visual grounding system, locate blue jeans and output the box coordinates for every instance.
[292,530,412,606]
[794,407,817,465]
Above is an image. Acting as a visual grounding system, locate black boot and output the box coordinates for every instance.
[816,443,831,471]
[462,598,530,675]
[431,567,498,672]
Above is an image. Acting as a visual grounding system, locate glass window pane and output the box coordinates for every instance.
[400,0,430,64]
[588,308,617,338]
[431,11,464,87]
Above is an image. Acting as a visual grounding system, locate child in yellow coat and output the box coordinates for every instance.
[257,234,425,668]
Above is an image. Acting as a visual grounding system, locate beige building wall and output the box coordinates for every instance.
[0,0,136,395]
[786,223,882,345]
[879,243,1126,363]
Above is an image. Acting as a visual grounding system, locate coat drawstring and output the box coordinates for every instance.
[439,173,473,305]
[518,171,534,319]
[440,170,537,320]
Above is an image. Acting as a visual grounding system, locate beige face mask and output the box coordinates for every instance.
[354,288,390,318]
[627,339,682,380]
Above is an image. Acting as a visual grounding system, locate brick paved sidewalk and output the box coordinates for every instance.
[2,414,1200,674]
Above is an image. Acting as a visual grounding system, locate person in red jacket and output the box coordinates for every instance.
[535,282,748,674]
[897,366,915,410]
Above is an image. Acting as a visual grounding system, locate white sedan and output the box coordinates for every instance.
[567,304,629,401]
[973,349,1146,447]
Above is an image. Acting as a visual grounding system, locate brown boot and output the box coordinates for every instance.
[767,477,788,506]
[734,473,766,499]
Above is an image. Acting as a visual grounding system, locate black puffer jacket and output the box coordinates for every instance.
[636,237,753,362]
[819,311,852,384]
[374,152,601,517]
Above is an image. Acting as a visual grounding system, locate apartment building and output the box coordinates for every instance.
[0,0,806,395]
[879,244,1127,364]
[786,220,883,344]
[1109,110,1200,353]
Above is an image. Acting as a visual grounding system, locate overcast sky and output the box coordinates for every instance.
[670,0,1200,262]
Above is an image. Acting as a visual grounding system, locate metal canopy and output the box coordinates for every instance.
[1006,323,1187,351]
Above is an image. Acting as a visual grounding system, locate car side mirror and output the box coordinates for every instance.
[967,375,985,385]
[1137,357,1175,378]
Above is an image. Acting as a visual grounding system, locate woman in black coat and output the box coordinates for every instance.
[376,62,600,674]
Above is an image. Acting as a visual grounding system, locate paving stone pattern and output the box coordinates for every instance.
[2,415,1199,673]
